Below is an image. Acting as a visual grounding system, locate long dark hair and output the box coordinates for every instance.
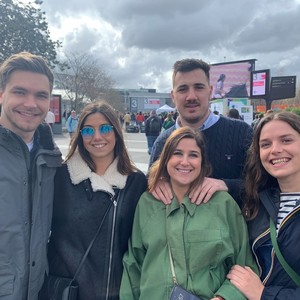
[66,101,137,175]
[243,111,300,219]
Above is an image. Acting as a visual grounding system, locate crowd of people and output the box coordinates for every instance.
[0,52,299,300]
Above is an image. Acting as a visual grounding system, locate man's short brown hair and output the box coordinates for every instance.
[0,51,54,91]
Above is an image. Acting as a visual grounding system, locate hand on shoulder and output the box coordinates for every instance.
[189,177,228,205]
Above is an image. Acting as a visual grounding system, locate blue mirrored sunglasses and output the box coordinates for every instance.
[80,124,114,138]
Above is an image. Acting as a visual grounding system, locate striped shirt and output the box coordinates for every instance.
[276,193,300,232]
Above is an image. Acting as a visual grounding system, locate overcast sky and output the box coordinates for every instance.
[37,0,300,92]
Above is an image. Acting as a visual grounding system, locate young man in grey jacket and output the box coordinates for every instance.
[0,52,62,300]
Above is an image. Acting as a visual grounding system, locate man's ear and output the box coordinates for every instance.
[209,85,213,100]
[171,90,175,104]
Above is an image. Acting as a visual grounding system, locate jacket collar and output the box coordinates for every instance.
[67,151,128,196]
[0,122,55,150]
[166,194,197,216]
[259,187,280,222]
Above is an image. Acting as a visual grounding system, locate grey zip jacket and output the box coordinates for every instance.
[0,124,62,300]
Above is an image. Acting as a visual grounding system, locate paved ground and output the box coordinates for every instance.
[54,131,150,174]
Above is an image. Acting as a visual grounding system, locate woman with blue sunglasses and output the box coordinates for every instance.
[45,101,147,300]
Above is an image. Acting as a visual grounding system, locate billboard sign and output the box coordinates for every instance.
[50,94,62,123]
[250,69,270,98]
[269,76,296,100]
[210,59,256,99]
[144,98,160,109]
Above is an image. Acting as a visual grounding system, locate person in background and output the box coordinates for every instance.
[227,108,241,120]
[162,112,175,131]
[46,101,147,300]
[145,110,162,155]
[120,127,257,300]
[150,58,253,206]
[252,112,264,130]
[265,109,274,116]
[123,112,131,128]
[130,112,136,125]
[251,113,260,128]
[119,112,124,128]
[45,108,55,129]
[135,111,145,132]
[227,111,300,300]
[66,110,78,138]
[214,73,226,98]
[0,52,61,300]
[172,110,178,121]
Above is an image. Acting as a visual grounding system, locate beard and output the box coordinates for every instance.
[183,115,203,124]
[178,112,205,126]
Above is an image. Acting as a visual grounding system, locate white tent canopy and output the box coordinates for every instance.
[156,104,175,114]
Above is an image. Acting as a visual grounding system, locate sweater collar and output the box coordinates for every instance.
[175,110,219,131]
[67,151,128,196]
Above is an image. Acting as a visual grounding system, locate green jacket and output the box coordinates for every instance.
[120,191,257,300]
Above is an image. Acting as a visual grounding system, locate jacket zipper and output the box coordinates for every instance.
[105,192,120,299]
[252,229,269,277]
[259,206,300,285]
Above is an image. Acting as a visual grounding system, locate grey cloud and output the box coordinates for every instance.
[233,5,300,54]
[39,0,300,90]
[62,26,102,53]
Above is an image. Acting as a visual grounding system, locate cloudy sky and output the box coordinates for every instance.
[36,0,300,92]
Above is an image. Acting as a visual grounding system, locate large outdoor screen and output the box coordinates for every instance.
[210,59,256,99]
[250,69,270,98]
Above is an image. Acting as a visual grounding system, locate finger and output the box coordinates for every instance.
[152,189,171,205]
[189,183,206,204]
[231,265,246,272]
[191,194,203,205]
[195,184,213,205]
[202,188,215,204]
[194,192,206,205]
[245,266,256,274]
[189,186,202,203]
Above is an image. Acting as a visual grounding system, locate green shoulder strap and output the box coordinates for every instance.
[269,218,300,287]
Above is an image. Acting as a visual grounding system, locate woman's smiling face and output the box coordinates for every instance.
[167,138,202,191]
[82,112,116,170]
[259,119,300,188]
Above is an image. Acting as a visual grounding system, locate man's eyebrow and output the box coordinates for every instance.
[11,86,27,91]
[36,90,50,96]
[177,84,188,88]
[11,86,50,98]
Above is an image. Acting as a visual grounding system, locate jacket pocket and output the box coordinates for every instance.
[185,229,222,271]
[0,264,14,296]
